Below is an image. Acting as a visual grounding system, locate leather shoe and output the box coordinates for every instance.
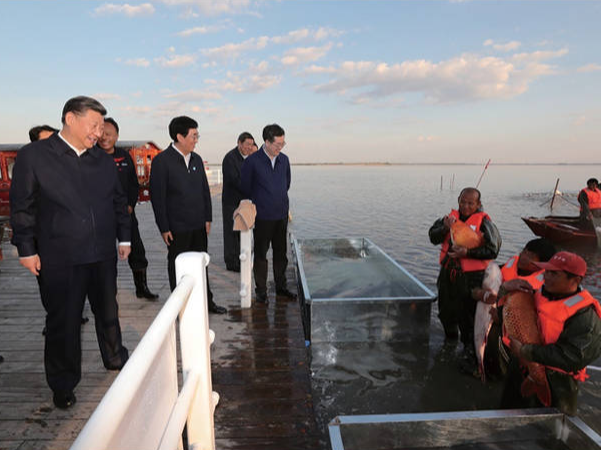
[255,292,268,304]
[276,288,297,300]
[208,301,227,314]
[53,391,76,409]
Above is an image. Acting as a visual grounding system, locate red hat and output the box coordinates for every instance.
[534,251,587,277]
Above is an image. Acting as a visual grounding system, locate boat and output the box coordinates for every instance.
[522,215,595,246]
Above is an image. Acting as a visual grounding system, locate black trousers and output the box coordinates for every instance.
[167,228,213,302]
[253,218,288,295]
[128,210,148,271]
[436,264,484,348]
[222,203,240,269]
[39,258,129,393]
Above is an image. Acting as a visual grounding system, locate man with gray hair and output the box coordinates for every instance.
[10,96,131,409]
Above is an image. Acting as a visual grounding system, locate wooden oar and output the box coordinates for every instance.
[591,216,601,249]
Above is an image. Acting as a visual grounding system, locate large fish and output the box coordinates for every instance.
[474,262,502,382]
[502,291,552,406]
[450,220,483,249]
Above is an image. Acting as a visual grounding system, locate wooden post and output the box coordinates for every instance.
[549,178,560,211]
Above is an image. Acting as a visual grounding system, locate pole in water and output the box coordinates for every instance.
[549,178,560,211]
[440,175,443,191]
[451,174,455,191]
[475,159,491,189]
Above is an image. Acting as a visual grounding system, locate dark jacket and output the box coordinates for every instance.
[149,145,212,234]
[9,133,130,267]
[240,147,290,221]
[222,147,245,208]
[109,146,139,208]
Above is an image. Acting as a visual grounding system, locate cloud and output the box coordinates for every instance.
[118,57,151,67]
[163,89,222,100]
[201,27,343,61]
[418,135,438,142]
[205,61,281,93]
[201,36,269,60]
[154,54,196,68]
[93,93,122,101]
[177,24,225,37]
[305,48,568,105]
[281,43,333,66]
[484,39,521,52]
[94,3,155,17]
[158,0,251,16]
[577,63,601,73]
[573,115,587,126]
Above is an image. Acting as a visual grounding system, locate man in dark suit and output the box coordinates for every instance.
[241,124,296,304]
[149,116,226,314]
[98,117,158,300]
[221,132,255,272]
[10,96,131,409]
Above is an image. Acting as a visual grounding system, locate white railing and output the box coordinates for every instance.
[239,229,252,308]
[70,252,218,450]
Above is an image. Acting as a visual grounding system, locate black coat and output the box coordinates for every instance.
[109,146,139,208]
[9,133,130,267]
[149,145,212,234]
[221,147,244,208]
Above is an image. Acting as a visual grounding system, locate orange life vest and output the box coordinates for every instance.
[439,209,491,272]
[497,255,546,307]
[535,289,601,382]
[580,188,601,211]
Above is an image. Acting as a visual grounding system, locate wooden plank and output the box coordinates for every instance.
[0,200,324,449]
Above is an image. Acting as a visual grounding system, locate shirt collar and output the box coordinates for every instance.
[172,143,192,166]
[262,145,277,168]
[58,131,87,157]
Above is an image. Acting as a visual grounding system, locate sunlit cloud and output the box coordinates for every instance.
[154,54,196,68]
[158,0,251,16]
[94,3,155,17]
[577,63,601,73]
[205,61,281,92]
[484,39,521,52]
[305,49,568,105]
[201,36,269,60]
[117,57,151,67]
[93,93,122,101]
[163,89,222,100]
[177,24,225,37]
[281,43,333,66]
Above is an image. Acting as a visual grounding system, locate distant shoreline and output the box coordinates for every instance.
[208,162,601,167]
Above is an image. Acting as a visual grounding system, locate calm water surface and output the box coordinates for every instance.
[286,165,601,442]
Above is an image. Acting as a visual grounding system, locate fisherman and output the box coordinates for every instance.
[578,177,601,228]
[97,117,158,300]
[472,238,556,379]
[429,187,501,373]
[502,251,601,415]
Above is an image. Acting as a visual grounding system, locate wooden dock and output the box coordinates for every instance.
[0,198,324,450]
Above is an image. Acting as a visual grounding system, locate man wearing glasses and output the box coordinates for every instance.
[149,116,226,314]
[241,124,296,304]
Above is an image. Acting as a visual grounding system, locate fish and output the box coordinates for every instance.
[474,262,502,382]
[502,291,552,406]
[450,219,483,249]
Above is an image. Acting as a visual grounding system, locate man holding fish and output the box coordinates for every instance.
[429,187,501,373]
[498,251,601,415]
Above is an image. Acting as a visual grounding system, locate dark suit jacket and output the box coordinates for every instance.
[149,145,212,234]
[10,133,130,267]
[222,147,245,208]
[110,146,139,208]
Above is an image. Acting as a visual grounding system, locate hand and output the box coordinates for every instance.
[509,337,524,358]
[118,245,131,260]
[448,245,467,259]
[127,206,133,214]
[443,215,456,229]
[206,222,211,235]
[162,231,173,246]
[502,279,534,294]
[20,255,41,276]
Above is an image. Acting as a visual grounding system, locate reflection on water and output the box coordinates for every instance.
[288,165,601,443]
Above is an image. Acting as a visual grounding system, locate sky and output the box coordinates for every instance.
[0,0,600,164]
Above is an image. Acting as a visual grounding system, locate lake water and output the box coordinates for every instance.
[285,164,601,442]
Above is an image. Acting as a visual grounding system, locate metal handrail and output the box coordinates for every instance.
[70,251,218,450]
